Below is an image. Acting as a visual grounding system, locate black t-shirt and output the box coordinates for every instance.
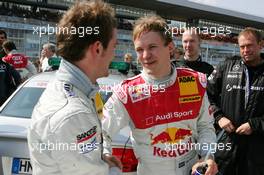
[183,58,214,77]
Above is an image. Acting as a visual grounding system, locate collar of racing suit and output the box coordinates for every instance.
[141,67,176,88]
[56,59,99,99]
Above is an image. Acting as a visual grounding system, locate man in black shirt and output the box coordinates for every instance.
[180,28,214,77]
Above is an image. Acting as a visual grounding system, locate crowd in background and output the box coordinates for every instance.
[0,3,62,22]
[0,29,62,106]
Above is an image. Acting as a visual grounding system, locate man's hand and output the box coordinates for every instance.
[192,159,218,175]
[218,117,235,133]
[236,122,252,135]
[103,154,122,169]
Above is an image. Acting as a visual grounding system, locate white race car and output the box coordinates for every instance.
[0,70,137,175]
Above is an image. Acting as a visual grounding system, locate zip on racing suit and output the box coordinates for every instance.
[207,54,264,175]
[28,59,108,175]
[103,67,216,175]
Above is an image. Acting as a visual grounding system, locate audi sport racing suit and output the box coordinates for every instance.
[103,68,216,175]
[3,50,37,79]
[28,59,108,175]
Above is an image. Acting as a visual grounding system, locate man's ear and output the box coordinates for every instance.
[259,40,264,49]
[168,41,174,54]
[91,41,104,57]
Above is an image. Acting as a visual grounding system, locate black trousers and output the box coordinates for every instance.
[221,147,264,175]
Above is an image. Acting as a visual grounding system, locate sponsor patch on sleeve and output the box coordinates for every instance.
[198,72,207,88]
[128,84,151,103]
[178,76,198,96]
[113,85,128,104]
[76,126,99,154]
[76,126,97,144]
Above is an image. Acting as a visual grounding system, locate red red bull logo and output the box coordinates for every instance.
[150,127,192,145]
[153,137,193,158]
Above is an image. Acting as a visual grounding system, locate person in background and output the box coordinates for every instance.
[207,27,264,175]
[118,53,140,76]
[0,29,7,58]
[0,56,21,105]
[175,48,184,61]
[40,43,56,72]
[181,28,214,77]
[171,47,184,67]
[33,58,41,73]
[103,15,218,175]
[2,40,37,81]
[27,1,121,175]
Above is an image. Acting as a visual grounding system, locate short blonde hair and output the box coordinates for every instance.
[132,15,172,46]
[124,53,132,62]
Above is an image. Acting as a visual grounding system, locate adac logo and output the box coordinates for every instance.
[178,76,198,96]
[150,127,192,145]
[179,76,195,83]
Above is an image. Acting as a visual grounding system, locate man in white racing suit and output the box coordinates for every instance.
[27,1,121,175]
[103,15,218,175]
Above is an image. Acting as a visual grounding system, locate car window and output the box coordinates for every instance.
[0,87,45,118]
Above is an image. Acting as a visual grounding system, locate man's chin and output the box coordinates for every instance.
[104,72,109,77]
[243,57,258,66]
[99,71,109,78]
[243,56,252,62]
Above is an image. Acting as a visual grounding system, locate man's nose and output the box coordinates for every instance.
[143,50,151,59]
[186,42,191,47]
[244,46,250,53]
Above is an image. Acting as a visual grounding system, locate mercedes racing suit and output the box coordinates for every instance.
[103,67,216,175]
[28,59,108,175]
[207,55,264,175]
